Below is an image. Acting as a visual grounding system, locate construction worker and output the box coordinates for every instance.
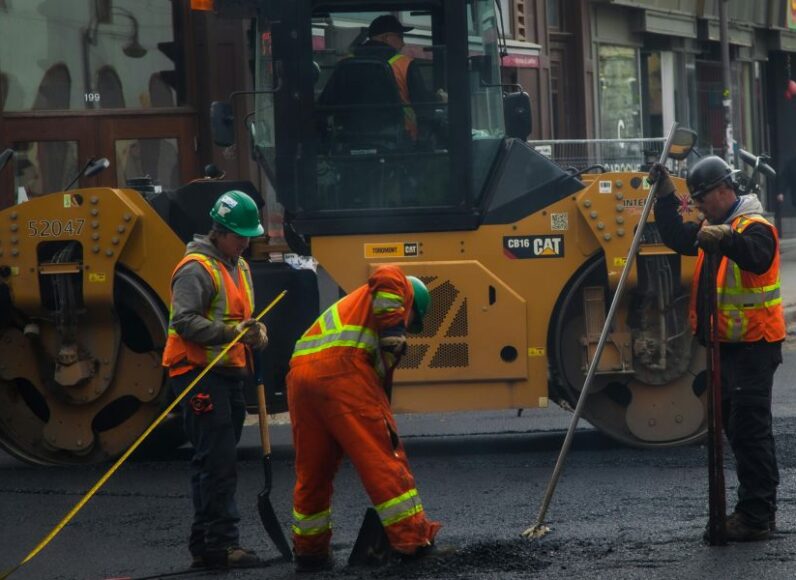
[650,156,783,542]
[287,264,440,572]
[354,14,442,140]
[162,190,269,568]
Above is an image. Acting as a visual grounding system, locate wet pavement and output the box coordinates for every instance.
[4,353,796,580]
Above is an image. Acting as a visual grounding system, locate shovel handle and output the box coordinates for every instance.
[256,382,271,455]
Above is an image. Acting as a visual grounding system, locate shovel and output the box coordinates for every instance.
[254,366,293,561]
[348,352,400,566]
[348,508,391,566]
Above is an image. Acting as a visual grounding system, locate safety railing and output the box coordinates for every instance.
[527,138,667,173]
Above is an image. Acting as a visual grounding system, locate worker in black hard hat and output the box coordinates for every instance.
[355,14,443,140]
[649,156,784,543]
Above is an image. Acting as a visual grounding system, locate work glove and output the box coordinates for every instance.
[235,319,269,350]
[648,162,676,198]
[697,224,733,254]
[379,334,407,356]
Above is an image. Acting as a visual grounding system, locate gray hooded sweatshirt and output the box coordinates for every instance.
[168,234,242,347]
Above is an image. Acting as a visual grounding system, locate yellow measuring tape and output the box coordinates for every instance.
[0,290,287,580]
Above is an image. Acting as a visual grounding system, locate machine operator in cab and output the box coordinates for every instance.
[287,265,440,572]
[354,14,444,140]
[650,157,784,542]
[162,190,269,569]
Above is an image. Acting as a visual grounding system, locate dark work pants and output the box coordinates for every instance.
[720,341,782,528]
[171,369,246,556]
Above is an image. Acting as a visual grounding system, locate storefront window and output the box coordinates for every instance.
[0,0,182,112]
[115,138,180,190]
[598,45,642,141]
[641,51,663,138]
[13,141,78,199]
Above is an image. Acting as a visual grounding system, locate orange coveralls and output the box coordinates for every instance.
[287,265,440,557]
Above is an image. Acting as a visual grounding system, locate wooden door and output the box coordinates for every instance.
[0,112,199,208]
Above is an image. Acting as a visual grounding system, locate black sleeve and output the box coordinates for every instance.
[406,61,434,105]
[719,222,776,275]
[653,193,700,256]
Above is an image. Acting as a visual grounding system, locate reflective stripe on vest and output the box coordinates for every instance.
[688,214,785,342]
[291,302,386,377]
[163,253,254,372]
[388,54,418,139]
[375,488,424,527]
[292,507,332,536]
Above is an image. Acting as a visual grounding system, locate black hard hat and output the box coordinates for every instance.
[368,15,413,37]
[686,155,736,199]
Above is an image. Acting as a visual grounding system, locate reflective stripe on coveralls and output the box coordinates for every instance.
[162,253,254,376]
[292,507,332,537]
[292,303,388,378]
[688,214,785,342]
[376,488,424,526]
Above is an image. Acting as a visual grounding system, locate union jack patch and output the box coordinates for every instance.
[677,193,693,215]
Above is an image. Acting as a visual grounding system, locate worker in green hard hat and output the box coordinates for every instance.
[287,265,440,572]
[163,189,267,569]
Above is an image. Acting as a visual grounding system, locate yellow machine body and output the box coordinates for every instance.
[0,188,183,463]
[313,171,705,446]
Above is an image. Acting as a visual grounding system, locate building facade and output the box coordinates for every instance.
[3,0,796,230]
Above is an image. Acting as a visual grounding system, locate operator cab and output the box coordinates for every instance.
[216,0,581,237]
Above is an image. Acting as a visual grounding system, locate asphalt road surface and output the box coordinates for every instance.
[3,343,796,580]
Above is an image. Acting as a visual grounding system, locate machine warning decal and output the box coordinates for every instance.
[89,273,107,283]
[503,235,564,259]
[364,242,419,259]
[642,177,652,190]
[550,212,569,231]
[528,347,546,356]
[599,180,612,194]
[613,257,627,267]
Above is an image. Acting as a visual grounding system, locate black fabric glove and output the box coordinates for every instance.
[648,162,676,198]
[379,334,407,356]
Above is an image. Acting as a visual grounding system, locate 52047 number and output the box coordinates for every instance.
[27,219,86,237]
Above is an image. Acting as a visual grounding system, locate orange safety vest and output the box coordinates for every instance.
[387,54,418,140]
[291,265,413,378]
[688,214,785,342]
[162,252,255,377]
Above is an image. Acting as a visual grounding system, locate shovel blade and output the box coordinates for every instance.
[257,492,293,562]
[348,508,392,566]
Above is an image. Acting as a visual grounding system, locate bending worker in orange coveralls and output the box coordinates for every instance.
[287,264,438,572]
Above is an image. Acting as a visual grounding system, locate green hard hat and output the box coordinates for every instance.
[407,276,430,334]
[209,190,264,237]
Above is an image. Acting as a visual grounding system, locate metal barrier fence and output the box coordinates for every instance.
[527,138,667,173]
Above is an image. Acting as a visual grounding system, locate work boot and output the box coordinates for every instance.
[204,546,263,568]
[295,553,334,573]
[725,513,769,542]
[190,554,206,569]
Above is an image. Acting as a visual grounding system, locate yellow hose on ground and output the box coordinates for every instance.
[0,290,287,580]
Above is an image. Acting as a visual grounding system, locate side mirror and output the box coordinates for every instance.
[668,127,697,161]
[504,91,532,141]
[210,101,235,148]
